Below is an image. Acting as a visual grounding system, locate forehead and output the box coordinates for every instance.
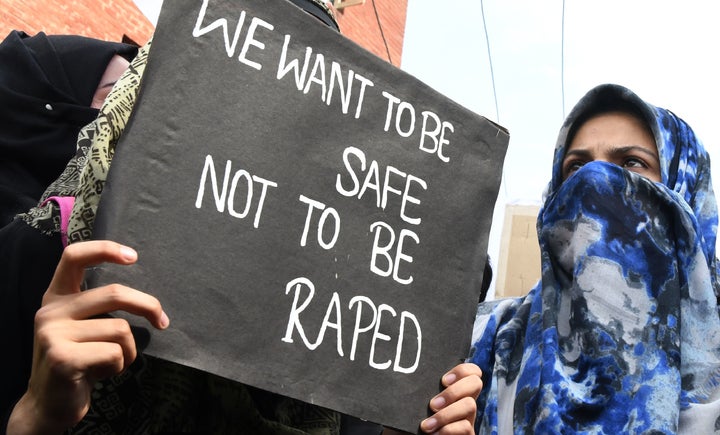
[101,55,130,82]
[568,110,656,150]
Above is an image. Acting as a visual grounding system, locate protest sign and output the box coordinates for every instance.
[91,0,509,430]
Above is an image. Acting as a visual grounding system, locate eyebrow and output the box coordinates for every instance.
[563,149,591,160]
[564,145,659,163]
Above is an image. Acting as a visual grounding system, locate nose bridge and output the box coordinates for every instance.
[586,143,611,164]
[594,155,611,163]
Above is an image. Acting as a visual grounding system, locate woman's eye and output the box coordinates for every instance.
[565,161,585,173]
[623,157,647,169]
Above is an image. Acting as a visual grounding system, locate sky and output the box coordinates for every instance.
[134,0,720,284]
[401,1,720,272]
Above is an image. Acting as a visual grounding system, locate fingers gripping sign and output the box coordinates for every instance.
[420,363,483,434]
[8,241,169,434]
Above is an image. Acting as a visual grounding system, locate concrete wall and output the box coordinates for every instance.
[495,204,541,298]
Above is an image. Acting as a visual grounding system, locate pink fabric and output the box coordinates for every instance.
[41,196,75,248]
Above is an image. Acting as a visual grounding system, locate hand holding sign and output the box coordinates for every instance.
[7,239,479,434]
[7,241,168,434]
[420,363,483,434]
[91,0,508,430]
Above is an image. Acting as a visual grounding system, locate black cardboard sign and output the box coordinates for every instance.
[91,0,509,431]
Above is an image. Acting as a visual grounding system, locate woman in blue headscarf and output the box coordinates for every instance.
[469,83,720,434]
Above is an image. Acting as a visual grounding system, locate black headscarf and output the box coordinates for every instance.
[0,30,137,225]
[0,30,138,427]
[287,0,340,31]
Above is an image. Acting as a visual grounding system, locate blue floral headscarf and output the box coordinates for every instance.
[469,84,720,434]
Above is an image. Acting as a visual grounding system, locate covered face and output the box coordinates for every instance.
[546,83,717,258]
[469,84,720,434]
[562,110,660,182]
[0,31,138,224]
[90,54,131,109]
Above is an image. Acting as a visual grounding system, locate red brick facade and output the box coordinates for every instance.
[0,0,154,45]
[0,1,406,64]
[331,0,407,67]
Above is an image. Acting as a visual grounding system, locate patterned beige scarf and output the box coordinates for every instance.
[22,38,341,435]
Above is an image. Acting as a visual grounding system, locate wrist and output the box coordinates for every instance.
[6,392,67,435]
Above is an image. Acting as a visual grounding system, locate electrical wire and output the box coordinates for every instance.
[371,0,393,64]
[479,0,507,198]
[480,0,500,124]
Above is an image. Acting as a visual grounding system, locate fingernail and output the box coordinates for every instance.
[430,395,446,409]
[159,311,170,329]
[422,417,437,432]
[443,372,457,385]
[120,246,137,262]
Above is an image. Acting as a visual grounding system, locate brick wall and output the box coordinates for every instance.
[0,1,406,63]
[330,0,407,67]
[0,0,154,45]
